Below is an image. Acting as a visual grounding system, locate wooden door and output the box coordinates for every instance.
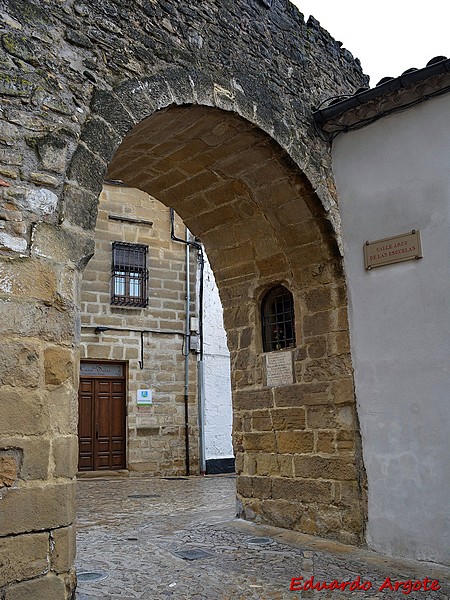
[78,375,126,471]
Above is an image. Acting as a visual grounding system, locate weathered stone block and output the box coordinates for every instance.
[306,406,338,429]
[303,311,332,336]
[271,407,306,429]
[278,455,294,477]
[251,476,272,499]
[52,436,78,478]
[242,413,252,432]
[44,346,74,386]
[0,230,27,253]
[91,89,136,138]
[256,253,290,277]
[234,389,273,411]
[0,340,40,388]
[67,142,106,196]
[274,383,329,407]
[31,222,95,269]
[0,481,76,536]
[24,187,59,218]
[50,526,76,574]
[29,172,60,188]
[336,307,349,330]
[239,327,253,349]
[5,573,67,600]
[36,130,71,174]
[278,222,321,248]
[331,378,354,404]
[307,336,327,358]
[0,450,21,487]
[243,432,276,453]
[316,431,336,454]
[236,475,252,498]
[305,287,334,312]
[62,185,99,231]
[316,507,343,536]
[259,498,303,530]
[255,452,279,476]
[0,437,50,481]
[234,452,244,474]
[293,456,357,481]
[0,388,49,436]
[337,405,355,429]
[287,243,331,270]
[276,431,313,454]
[336,429,355,451]
[335,481,361,507]
[303,355,351,383]
[272,477,332,503]
[80,117,121,164]
[243,452,257,476]
[0,531,49,587]
[47,382,78,436]
[342,507,364,536]
[0,258,57,303]
[328,331,350,355]
[251,409,272,431]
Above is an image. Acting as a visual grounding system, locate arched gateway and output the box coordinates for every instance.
[0,1,368,596]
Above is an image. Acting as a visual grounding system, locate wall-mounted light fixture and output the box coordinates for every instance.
[94,326,109,335]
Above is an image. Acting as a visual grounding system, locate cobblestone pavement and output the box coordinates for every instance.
[76,476,449,600]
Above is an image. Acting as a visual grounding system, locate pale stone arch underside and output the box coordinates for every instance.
[0,0,369,597]
[76,99,368,547]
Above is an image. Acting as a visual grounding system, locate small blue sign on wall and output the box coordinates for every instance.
[137,389,153,405]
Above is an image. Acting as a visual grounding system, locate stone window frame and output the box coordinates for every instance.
[261,285,296,352]
[110,241,149,307]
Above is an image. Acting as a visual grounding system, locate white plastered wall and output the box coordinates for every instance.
[332,93,450,565]
[202,255,233,461]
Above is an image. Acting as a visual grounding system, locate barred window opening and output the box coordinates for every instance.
[261,285,296,352]
[111,242,148,307]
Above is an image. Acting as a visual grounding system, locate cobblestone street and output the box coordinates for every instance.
[76,476,449,600]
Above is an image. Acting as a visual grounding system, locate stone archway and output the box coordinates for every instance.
[100,103,366,540]
[0,1,368,597]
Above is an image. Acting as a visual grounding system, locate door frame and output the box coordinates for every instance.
[78,359,128,471]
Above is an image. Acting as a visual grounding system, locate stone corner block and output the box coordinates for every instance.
[31,222,95,269]
[0,481,76,537]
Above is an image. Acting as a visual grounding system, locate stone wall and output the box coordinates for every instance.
[79,184,199,475]
[0,0,368,596]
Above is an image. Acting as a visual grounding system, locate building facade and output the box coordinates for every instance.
[79,183,233,476]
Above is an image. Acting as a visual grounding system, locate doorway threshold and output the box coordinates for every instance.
[77,470,129,478]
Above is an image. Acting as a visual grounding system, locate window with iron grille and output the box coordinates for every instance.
[261,285,296,352]
[111,242,148,307]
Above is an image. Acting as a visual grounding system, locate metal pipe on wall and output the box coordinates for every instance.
[170,208,206,477]
[184,228,190,476]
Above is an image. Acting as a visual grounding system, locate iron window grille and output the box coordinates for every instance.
[111,242,148,307]
[261,285,296,351]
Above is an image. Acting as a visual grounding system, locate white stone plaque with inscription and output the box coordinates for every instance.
[266,351,293,387]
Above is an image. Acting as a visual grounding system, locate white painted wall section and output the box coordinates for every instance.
[332,93,450,565]
[202,255,233,460]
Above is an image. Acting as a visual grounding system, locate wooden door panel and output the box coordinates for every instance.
[78,378,95,471]
[78,366,126,471]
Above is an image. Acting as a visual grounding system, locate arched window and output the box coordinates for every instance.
[261,285,296,352]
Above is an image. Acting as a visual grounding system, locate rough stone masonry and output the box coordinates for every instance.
[0,0,368,598]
